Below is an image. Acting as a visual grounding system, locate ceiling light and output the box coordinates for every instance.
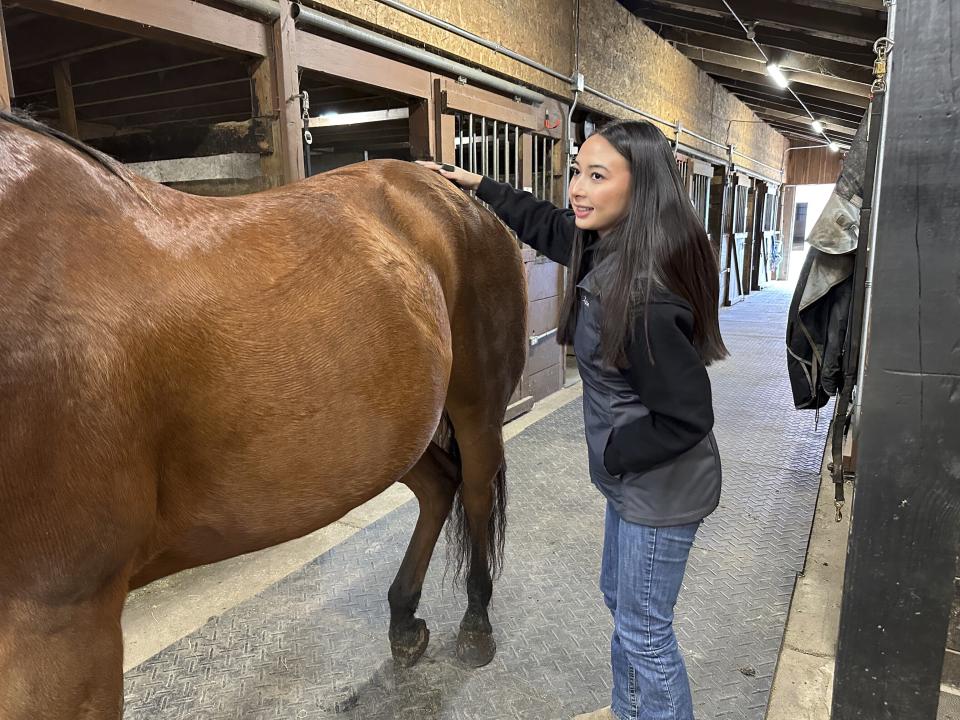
[766,63,790,88]
[829,142,840,152]
[811,120,824,134]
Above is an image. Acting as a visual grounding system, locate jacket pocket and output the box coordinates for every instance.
[600,426,621,478]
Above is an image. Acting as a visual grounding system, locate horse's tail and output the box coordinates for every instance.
[442,420,508,584]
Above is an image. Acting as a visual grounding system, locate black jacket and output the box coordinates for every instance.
[477,178,721,525]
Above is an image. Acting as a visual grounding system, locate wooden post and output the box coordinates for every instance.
[831,0,960,715]
[251,56,283,189]
[0,0,13,111]
[779,185,797,281]
[53,61,79,137]
[521,132,533,191]
[272,0,304,183]
[408,97,433,161]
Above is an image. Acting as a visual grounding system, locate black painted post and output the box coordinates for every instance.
[831,0,960,718]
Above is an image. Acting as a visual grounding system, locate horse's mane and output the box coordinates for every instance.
[0,109,130,179]
[0,108,157,210]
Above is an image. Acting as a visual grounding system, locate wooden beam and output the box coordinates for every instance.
[745,105,859,133]
[0,0,12,110]
[627,4,877,66]
[636,0,884,44]
[832,0,960,714]
[271,0,304,183]
[53,60,79,136]
[718,77,870,117]
[694,60,871,108]
[19,0,269,56]
[728,86,867,123]
[795,0,886,11]
[677,45,871,98]
[660,27,876,77]
[295,31,431,100]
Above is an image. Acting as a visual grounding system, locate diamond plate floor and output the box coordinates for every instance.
[123,282,828,720]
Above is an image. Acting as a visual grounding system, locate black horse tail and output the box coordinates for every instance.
[440,418,507,584]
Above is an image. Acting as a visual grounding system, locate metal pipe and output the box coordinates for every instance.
[223,0,281,18]
[685,127,730,151]
[855,0,896,418]
[583,83,672,129]
[373,0,569,83]
[290,3,546,105]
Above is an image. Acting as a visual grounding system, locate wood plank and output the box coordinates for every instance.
[527,295,560,337]
[527,363,562,403]
[52,61,79,136]
[22,0,269,56]
[504,394,534,423]
[408,98,432,161]
[0,0,11,110]
[654,0,885,43]
[296,31,431,99]
[441,78,540,131]
[526,259,561,302]
[526,335,563,377]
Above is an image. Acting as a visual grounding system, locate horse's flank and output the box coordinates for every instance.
[0,110,526,718]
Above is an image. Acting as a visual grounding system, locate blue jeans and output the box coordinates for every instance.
[600,501,699,720]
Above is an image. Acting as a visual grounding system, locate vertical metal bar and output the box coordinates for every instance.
[514,124,520,188]
[481,117,488,176]
[533,135,538,197]
[493,120,499,182]
[456,114,462,168]
[549,138,555,204]
[468,113,475,173]
[504,123,511,186]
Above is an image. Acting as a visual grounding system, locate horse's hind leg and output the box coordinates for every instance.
[388,440,461,667]
[0,575,128,720]
[443,403,507,668]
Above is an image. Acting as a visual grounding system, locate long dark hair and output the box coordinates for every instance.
[557,120,728,366]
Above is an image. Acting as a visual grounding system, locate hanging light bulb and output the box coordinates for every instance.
[811,119,825,134]
[766,63,790,88]
[829,142,840,152]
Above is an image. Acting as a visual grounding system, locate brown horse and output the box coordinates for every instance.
[0,110,527,720]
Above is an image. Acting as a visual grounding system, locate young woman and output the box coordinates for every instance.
[418,119,727,720]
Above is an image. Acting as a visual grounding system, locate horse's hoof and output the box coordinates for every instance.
[390,618,430,668]
[456,628,496,668]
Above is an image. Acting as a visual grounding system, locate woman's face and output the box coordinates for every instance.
[568,133,632,238]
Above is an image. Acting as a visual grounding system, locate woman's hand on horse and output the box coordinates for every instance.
[415,161,482,191]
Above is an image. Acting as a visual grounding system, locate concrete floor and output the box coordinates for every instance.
[120,282,831,719]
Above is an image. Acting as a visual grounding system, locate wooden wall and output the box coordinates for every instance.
[786,146,844,186]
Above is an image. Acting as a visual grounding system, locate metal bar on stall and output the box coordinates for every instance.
[481,117,487,176]
[504,123,511,186]
[514,125,519,188]
[493,120,499,182]
[468,114,475,173]
[533,135,538,198]
[456,114,463,169]
[549,138,555,204]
